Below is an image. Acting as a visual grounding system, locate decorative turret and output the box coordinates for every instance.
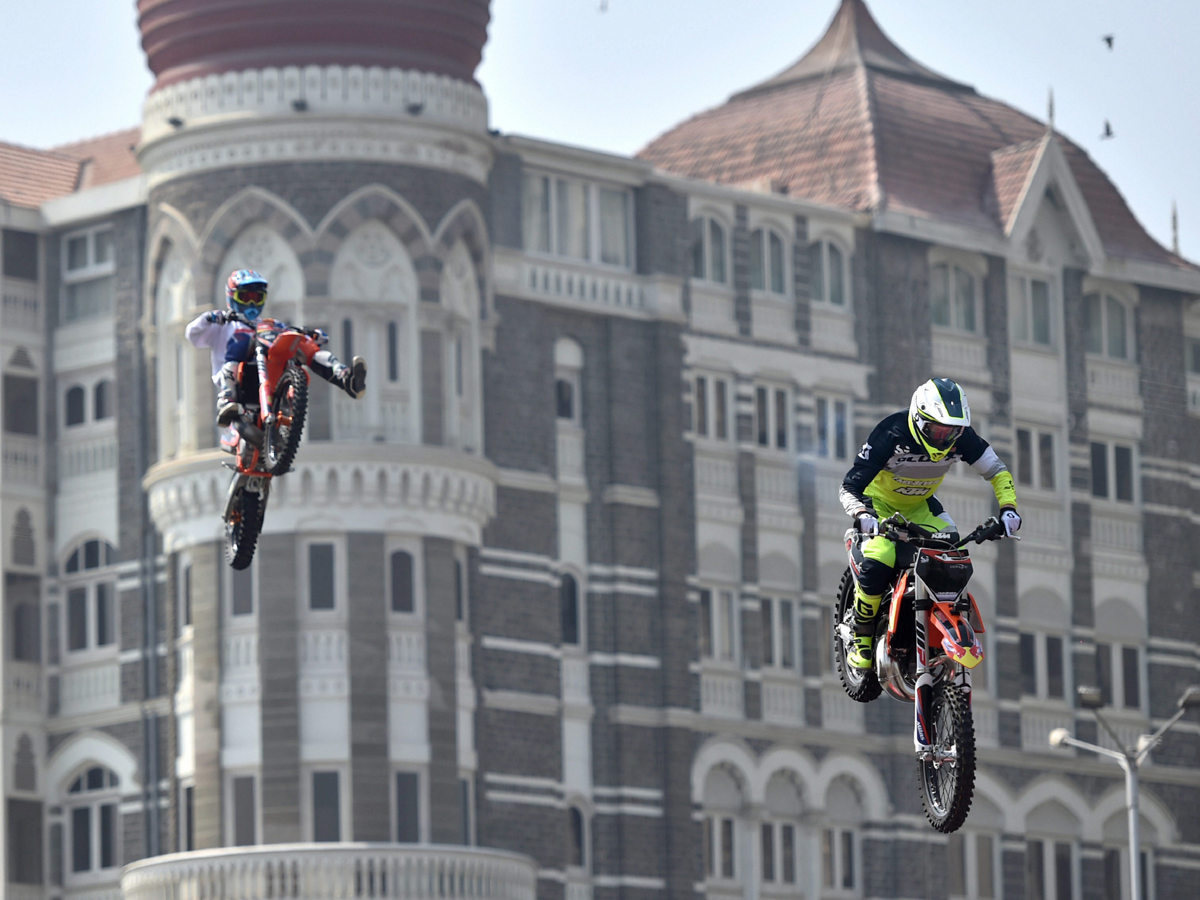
[138,0,491,90]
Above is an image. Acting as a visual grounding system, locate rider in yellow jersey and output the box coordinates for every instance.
[839,378,1021,668]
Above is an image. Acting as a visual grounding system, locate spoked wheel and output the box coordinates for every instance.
[225,484,265,570]
[919,680,976,833]
[264,365,308,475]
[834,568,882,703]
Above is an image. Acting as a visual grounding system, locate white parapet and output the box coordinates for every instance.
[121,843,537,900]
[144,442,498,552]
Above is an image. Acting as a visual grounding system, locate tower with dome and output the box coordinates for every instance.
[0,1,1198,897]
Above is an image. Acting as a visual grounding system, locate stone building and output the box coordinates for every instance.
[0,0,1198,898]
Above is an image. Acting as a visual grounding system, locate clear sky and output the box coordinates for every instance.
[3,0,1197,260]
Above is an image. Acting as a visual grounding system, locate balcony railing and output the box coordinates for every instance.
[121,843,538,900]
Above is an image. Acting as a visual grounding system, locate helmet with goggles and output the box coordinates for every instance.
[225,269,268,321]
[908,378,970,462]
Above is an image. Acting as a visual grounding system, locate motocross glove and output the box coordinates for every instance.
[205,309,229,325]
[1001,508,1021,537]
[311,328,330,346]
[856,512,879,536]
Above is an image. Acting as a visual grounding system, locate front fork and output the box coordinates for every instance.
[913,581,974,755]
[256,344,274,424]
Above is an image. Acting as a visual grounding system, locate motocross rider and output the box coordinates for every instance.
[185,269,367,432]
[839,378,1020,669]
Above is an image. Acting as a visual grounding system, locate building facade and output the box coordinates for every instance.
[0,1,1199,898]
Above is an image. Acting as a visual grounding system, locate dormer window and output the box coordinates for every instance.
[931,263,976,332]
[809,240,846,306]
[1011,275,1054,346]
[750,228,787,294]
[691,217,728,284]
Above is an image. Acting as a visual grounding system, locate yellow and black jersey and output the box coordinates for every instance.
[839,411,1017,518]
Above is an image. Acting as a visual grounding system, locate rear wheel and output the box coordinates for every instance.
[225,484,264,570]
[919,679,976,833]
[834,568,882,702]
[264,365,307,475]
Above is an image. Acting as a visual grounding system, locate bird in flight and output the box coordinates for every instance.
[1102,34,1114,49]
[1101,120,1115,140]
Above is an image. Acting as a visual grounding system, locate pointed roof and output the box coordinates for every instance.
[736,0,964,98]
[639,0,1191,271]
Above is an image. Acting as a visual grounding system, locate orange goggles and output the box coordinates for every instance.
[233,288,266,307]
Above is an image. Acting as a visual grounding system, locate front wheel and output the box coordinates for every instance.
[834,568,882,703]
[919,679,976,833]
[264,365,308,475]
[225,483,265,570]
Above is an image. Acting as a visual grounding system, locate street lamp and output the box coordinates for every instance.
[1049,684,1200,900]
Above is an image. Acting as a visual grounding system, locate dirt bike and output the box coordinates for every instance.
[834,513,1014,833]
[220,312,322,569]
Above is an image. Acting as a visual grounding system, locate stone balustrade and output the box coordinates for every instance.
[121,843,538,900]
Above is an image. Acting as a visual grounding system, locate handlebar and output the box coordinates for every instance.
[227,310,326,342]
[876,514,1010,549]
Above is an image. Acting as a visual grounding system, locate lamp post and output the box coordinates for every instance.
[1049,684,1200,900]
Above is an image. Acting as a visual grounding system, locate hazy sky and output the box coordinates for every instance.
[3,0,1197,259]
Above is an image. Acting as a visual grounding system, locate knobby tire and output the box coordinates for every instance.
[264,365,307,475]
[834,568,882,703]
[226,486,264,570]
[919,680,976,833]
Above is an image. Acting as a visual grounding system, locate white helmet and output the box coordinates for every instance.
[909,378,970,461]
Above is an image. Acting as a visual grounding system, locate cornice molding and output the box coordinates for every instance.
[139,116,493,188]
[142,65,487,146]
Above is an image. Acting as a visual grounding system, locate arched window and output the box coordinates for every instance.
[1025,800,1082,900]
[1085,293,1130,360]
[66,765,121,875]
[810,240,847,306]
[556,379,575,420]
[62,540,118,654]
[568,806,586,868]
[750,228,788,295]
[702,765,745,882]
[66,385,86,426]
[931,262,977,332]
[822,777,864,891]
[561,574,579,645]
[93,380,112,420]
[391,550,415,613]
[691,217,728,284]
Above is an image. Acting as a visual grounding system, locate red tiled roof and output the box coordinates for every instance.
[51,127,143,191]
[0,142,81,209]
[639,0,1191,271]
[0,127,142,210]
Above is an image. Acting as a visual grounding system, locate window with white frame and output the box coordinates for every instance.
[698,587,738,662]
[1011,275,1054,347]
[749,227,788,295]
[1102,847,1151,900]
[948,831,999,899]
[1015,427,1057,491]
[931,262,977,332]
[760,820,799,887]
[755,385,790,450]
[809,239,847,306]
[522,173,633,268]
[703,813,738,881]
[229,774,257,846]
[63,540,118,654]
[759,597,796,669]
[307,542,338,611]
[567,805,589,871]
[1019,632,1068,700]
[62,226,115,323]
[1187,337,1200,375]
[691,216,729,284]
[1095,642,1142,711]
[560,572,581,646]
[67,765,121,877]
[310,770,343,842]
[1026,838,1076,900]
[821,827,858,893]
[693,374,730,440]
[1090,441,1135,503]
[1085,293,1132,361]
[555,337,583,426]
[815,395,850,460]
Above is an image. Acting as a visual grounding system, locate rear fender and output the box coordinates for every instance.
[929,601,984,669]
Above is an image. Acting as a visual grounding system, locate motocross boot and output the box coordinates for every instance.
[339,356,367,399]
[847,585,882,669]
[216,362,242,427]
